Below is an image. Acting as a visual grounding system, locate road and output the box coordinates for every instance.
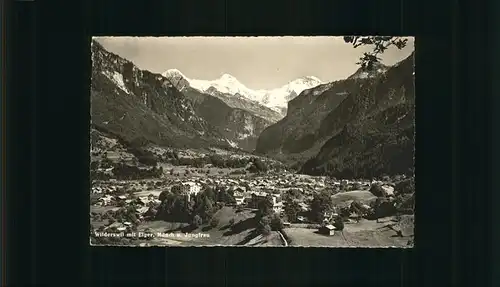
[277,231,288,247]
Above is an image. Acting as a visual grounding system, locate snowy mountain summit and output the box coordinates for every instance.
[161,69,323,116]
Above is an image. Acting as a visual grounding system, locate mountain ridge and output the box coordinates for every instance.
[255,52,415,178]
[162,69,323,117]
[91,39,232,150]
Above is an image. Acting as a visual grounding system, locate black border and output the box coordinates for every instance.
[492,0,499,284]
[8,0,490,285]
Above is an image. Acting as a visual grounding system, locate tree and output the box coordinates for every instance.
[270,214,284,231]
[286,189,302,200]
[90,161,99,171]
[217,188,236,204]
[159,190,169,203]
[333,217,345,231]
[229,218,235,226]
[310,191,334,223]
[261,224,272,236]
[191,214,202,228]
[257,216,272,236]
[369,184,386,197]
[283,199,301,223]
[343,36,409,70]
[210,217,219,228]
[351,182,362,190]
[171,185,183,195]
[169,168,174,175]
[202,186,216,202]
[256,195,274,218]
[198,196,215,223]
[100,157,113,169]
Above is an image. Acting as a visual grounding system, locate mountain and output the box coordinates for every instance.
[256,52,415,178]
[255,78,373,158]
[162,68,280,151]
[347,62,389,80]
[162,69,323,117]
[91,40,230,150]
[164,69,282,123]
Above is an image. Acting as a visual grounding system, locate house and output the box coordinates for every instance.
[105,222,125,231]
[233,186,246,193]
[273,202,283,214]
[381,185,395,196]
[136,197,150,205]
[234,195,246,205]
[297,216,306,222]
[318,224,335,236]
[136,206,150,214]
[181,181,202,201]
[98,194,115,206]
[299,202,309,212]
[92,187,103,194]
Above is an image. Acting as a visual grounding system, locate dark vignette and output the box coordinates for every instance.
[7,0,488,285]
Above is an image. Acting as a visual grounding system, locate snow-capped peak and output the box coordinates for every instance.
[218,73,238,82]
[215,73,244,87]
[292,76,322,84]
[282,76,323,94]
[162,68,323,116]
[162,69,188,79]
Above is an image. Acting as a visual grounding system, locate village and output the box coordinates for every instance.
[90,157,415,247]
[90,127,414,247]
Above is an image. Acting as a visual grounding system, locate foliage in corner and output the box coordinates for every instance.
[344,36,408,70]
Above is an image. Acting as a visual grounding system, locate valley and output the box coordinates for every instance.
[90,127,414,247]
[90,36,415,247]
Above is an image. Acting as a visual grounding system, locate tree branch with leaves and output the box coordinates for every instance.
[344,36,408,70]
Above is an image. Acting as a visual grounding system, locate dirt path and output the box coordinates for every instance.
[277,231,288,247]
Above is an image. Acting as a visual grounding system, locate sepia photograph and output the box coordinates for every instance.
[90,36,415,247]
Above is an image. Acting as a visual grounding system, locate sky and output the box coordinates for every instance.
[94,36,415,90]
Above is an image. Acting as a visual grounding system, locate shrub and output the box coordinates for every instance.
[333,217,345,231]
[394,177,415,194]
[369,184,386,197]
[210,217,219,228]
[258,216,272,235]
[270,214,284,231]
[351,182,362,190]
[261,224,272,236]
[90,161,99,171]
[191,215,202,228]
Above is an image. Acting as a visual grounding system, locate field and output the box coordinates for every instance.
[158,163,248,178]
[91,204,285,247]
[283,215,414,247]
[331,190,377,205]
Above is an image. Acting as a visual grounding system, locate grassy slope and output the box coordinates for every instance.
[137,207,283,246]
[283,215,414,247]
